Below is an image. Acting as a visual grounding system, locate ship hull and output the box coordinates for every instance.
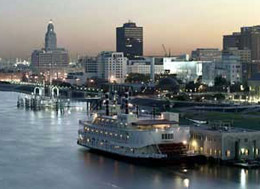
[78,142,206,166]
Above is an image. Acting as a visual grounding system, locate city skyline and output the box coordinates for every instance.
[1,0,260,59]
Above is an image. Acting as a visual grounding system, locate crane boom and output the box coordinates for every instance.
[162,44,168,57]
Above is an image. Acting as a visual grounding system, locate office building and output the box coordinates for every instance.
[221,54,242,84]
[116,21,143,59]
[78,56,98,79]
[127,58,164,75]
[223,26,260,62]
[191,48,222,62]
[31,20,69,78]
[223,47,252,80]
[223,32,241,50]
[97,52,127,84]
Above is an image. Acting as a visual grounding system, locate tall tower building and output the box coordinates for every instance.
[31,20,69,78]
[116,21,143,59]
[45,20,57,51]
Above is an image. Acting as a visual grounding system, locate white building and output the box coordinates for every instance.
[222,55,242,84]
[163,60,204,83]
[127,58,164,75]
[97,52,127,84]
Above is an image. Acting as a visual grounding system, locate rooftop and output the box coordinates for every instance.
[190,124,258,133]
[132,119,178,126]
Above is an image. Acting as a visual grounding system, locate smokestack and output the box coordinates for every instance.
[105,93,109,116]
[150,58,155,83]
[125,90,129,114]
[136,105,139,117]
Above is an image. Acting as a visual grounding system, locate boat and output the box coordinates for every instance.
[77,93,205,164]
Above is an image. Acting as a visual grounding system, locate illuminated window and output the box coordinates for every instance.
[226,150,231,158]
[241,148,245,155]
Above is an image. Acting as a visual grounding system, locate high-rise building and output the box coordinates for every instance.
[97,52,127,83]
[116,21,143,59]
[240,26,260,61]
[45,20,57,51]
[223,33,241,50]
[223,26,260,61]
[31,20,69,78]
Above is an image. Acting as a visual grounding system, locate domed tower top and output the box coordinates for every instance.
[47,19,54,32]
[45,19,57,51]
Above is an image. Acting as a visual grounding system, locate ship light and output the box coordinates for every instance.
[79,134,83,140]
[182,140,187,145]
[191,140,197,148]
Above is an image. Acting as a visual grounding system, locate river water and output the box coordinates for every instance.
[0,91,259,189]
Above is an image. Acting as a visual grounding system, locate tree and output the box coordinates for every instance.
[125,73,150,83]
[214,76,229,87]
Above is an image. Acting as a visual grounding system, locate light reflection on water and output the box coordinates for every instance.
[0,92,259,189]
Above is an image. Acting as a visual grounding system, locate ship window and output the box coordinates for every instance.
[162,134,173,140]
[226,150,231,157]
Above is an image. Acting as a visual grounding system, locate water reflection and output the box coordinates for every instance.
[240,169,249,189]
[183,178,190,188]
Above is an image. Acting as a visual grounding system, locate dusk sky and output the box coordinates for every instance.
[0,0,260,59]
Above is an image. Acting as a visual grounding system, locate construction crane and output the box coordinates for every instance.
[162,44,171,57]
